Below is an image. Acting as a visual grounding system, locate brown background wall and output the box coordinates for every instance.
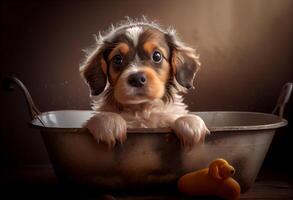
[1,0,292,173]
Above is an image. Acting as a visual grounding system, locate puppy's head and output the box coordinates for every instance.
[80,20,200,105]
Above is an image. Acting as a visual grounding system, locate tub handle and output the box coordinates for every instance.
[3,76,41,120]
[272,82,293,118]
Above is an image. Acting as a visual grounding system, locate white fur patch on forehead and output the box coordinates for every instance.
[125,26,143,46]
[94,17,177,46]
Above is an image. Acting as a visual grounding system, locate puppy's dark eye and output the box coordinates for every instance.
[152,51,162,63]
[112,55,123,65]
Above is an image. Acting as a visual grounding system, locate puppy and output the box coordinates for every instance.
[80,19,210,149]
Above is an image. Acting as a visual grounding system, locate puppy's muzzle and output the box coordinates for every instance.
[127,72,147,88]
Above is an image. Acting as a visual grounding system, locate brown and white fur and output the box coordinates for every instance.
[80,19,210,149]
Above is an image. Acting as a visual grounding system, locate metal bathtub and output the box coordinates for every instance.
[4,77,292,193]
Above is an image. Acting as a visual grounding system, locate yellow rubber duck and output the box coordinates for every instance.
[178,159,241,200]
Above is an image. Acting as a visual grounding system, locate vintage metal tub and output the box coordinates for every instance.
[4,77,292,193]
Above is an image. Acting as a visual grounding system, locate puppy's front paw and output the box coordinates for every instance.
[173,115,210,149]
[86,112,127,147]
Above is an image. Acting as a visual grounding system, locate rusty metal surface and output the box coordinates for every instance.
[28,110,287,193]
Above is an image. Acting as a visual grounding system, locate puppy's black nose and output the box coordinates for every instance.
[128,72,147,88]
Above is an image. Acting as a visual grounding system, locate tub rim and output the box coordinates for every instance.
[29,110,288,133]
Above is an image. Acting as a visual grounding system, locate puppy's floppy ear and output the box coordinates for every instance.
[166,34,200,90]
[80,45,108,96]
